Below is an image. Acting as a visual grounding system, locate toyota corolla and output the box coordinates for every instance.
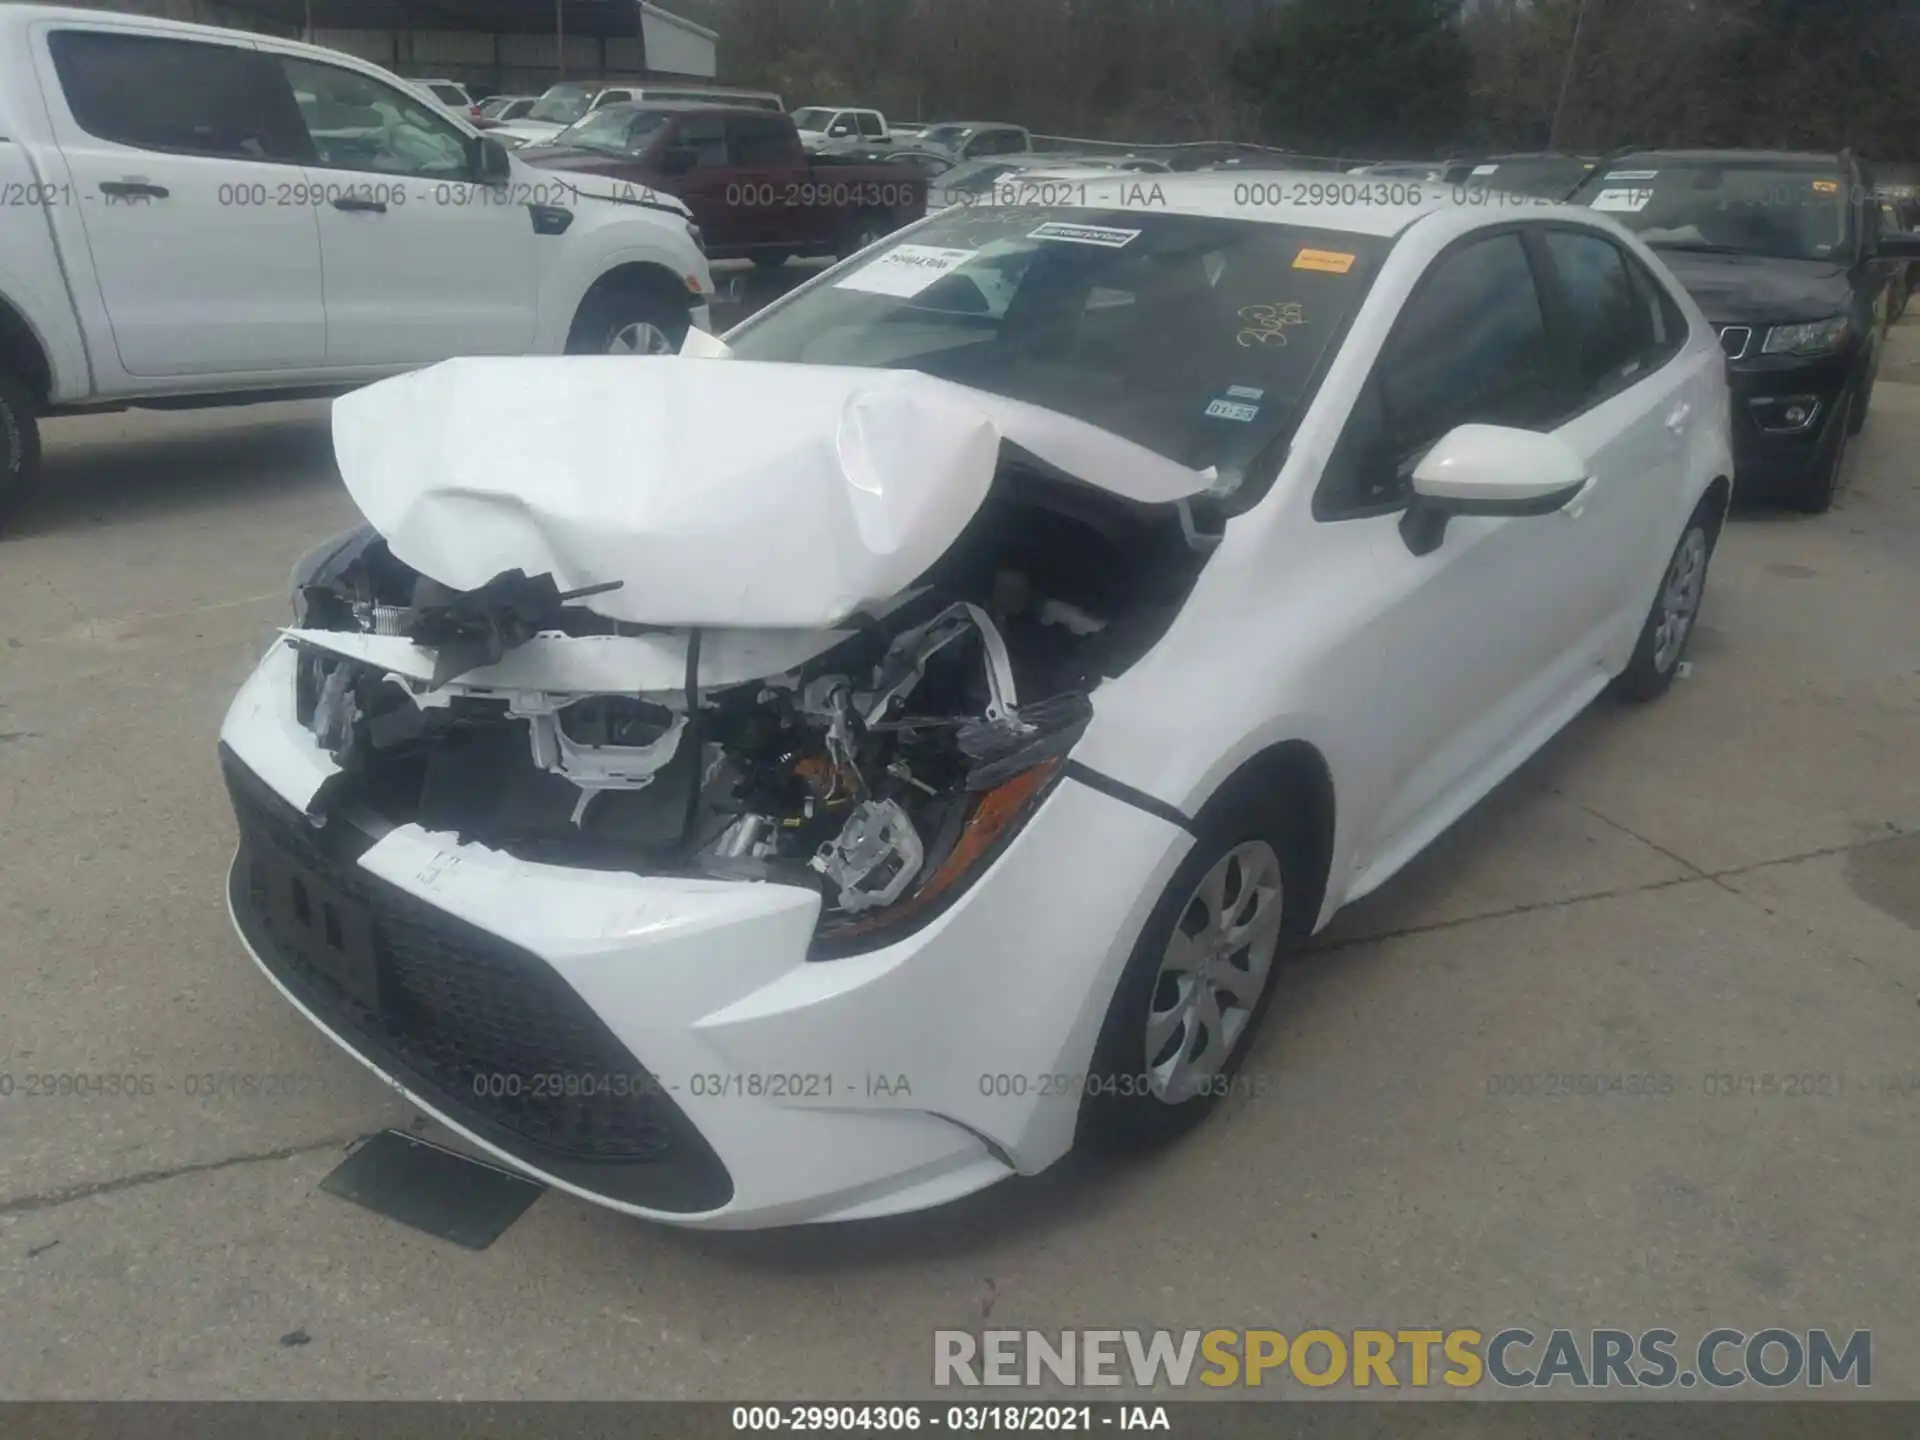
[221,176,1735,1228]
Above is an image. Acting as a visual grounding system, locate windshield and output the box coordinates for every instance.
[528,84,591,125]
[1570,161,1851,262]
[923,125,972,148]
[727,207,1385,504]
[792,108,836,130]
[1461,157,1596,200]
[426,83,467,107]
[550,106,671,156]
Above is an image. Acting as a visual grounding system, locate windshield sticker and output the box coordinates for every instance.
[1225,385,1265,400]
[1204,397,1260,423]
[1471,163,1500,176]
[1027,221,1141,248]
[1236,301,1307,348]
[835,244,978,297]
[1606,169,1660,181]
[1293,248,1356,274]
[1592,187,1656,213]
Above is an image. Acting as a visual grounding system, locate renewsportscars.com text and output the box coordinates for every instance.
[933,1327,1871,1390]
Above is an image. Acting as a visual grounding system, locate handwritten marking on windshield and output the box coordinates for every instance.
[1236,302,1307,348]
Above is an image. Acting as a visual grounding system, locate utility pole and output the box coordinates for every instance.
[1548,0,1590,150]
[556,0,566,81]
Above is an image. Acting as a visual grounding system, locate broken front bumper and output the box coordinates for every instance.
[220,641,1192,1228]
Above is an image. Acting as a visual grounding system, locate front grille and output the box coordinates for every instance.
[223,748,732,1212]
[1719,325,1753,360]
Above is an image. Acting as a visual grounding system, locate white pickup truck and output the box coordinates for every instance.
[0,5,716,529]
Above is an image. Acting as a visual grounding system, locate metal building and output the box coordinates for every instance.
[30,0,722,94]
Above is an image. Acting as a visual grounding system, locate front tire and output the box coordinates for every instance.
[1078,793,1302,1153]
[564,281,691,356]
[0,371,43,535]
[1613,507,1715,703]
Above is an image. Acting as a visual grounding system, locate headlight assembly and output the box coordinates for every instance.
[1761,315,1850,357]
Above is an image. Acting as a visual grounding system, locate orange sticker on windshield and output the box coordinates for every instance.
[1293,248,1356,274]
[1813,180,1840,194]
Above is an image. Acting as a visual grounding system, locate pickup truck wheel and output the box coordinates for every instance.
[836,210,892,261]
[565,283,690,357]
[0,372,43,534]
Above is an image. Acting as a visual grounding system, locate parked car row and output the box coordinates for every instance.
[489,79,784,149]
[518,102,929,267]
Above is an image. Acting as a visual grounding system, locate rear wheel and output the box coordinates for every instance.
[1614,507,1716,702]
[0,371,43,535]
[1078,791,1304,1152]
[564,281,690,356]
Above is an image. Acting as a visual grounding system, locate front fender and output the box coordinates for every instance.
[532,231,713,354]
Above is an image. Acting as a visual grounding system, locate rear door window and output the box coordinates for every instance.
[48,29,310,163]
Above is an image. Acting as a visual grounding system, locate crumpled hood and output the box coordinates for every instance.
[330,356,1213,630]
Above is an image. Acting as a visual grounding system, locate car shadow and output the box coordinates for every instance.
[7,404,340,541]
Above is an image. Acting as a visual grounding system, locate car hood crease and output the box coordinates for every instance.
[330,356,1214,630]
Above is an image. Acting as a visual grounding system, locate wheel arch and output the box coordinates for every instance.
[564,262,694,346]
[1191,739,1337,939]
[0,295,54,405]
[1699,473,1732,545]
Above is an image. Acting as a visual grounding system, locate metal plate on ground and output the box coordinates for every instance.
[320,1129,544,1249]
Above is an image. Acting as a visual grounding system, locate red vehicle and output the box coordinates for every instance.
[523,102,927,266]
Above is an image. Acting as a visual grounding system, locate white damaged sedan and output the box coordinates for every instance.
[221,176,1733,1228]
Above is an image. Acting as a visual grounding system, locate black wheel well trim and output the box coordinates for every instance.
[1062,761,1196,835]
[1699,475,1733,544]
[570,262,693,327]
[1067,742,1338,938]
[0,294,54,403]
[1192,740,1338,938]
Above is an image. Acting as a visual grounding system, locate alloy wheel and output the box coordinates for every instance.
[1651,527,1708,674]
[606,321,676,356]
[1143,840,1285,1102]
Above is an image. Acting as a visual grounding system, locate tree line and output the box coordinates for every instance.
[691,0,1920,163]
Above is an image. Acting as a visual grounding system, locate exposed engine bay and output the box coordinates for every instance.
[289,463,1218,949]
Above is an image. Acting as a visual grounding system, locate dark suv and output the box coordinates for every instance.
[1569,150,1919,511]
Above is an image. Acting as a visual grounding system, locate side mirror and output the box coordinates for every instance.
[660,146,698,175]
[1400,424,1589,556]
[471,135,513,183]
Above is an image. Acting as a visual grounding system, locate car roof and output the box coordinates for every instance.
[1602,149,1846,167]
[926,121,1025,132]
[590,100,771,117]
[957,169,1574,236]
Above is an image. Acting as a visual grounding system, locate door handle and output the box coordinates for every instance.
[1664,404,1692,434]
[99,180,169,199]
[331,196,387,213]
